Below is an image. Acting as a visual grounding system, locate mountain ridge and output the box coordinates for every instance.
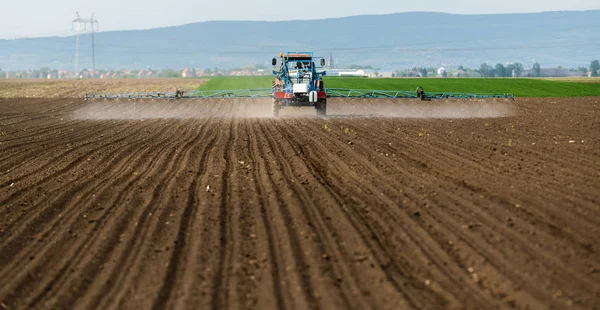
[0,10,598,71]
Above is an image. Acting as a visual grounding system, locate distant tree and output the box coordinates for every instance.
[420,68,428,77]
[495,64,507,77]
[590,60,600,77]
[458,65,464,71]
[506,62,523,77]
[533,62,541,77]
[442,71,448,78]
[506,64,515,77]
[478,63,493,77]
[514,62,523,77]
[37,67,50,79]
[577,66,587,72]
[204,68,212,76]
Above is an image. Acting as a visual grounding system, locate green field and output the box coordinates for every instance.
[198,76,600,97]
[197,76,273,90]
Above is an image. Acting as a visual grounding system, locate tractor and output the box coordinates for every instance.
[271,52,327,117]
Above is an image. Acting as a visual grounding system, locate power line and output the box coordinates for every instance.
[72,12,99,75]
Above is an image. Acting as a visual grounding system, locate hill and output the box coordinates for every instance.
[0,11,598,71]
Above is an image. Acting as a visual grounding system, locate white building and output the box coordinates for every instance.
[329,69,395,78]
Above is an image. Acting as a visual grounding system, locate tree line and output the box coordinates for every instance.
[478,60,599,78]
[2,60,599,79]
[478,62,527,78]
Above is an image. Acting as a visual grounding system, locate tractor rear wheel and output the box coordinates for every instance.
[272,99,280,117]
[316,100,327,116]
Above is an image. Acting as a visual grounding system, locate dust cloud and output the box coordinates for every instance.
[327,98,515,118]
[73,98,273,120]
[72,98,515,120]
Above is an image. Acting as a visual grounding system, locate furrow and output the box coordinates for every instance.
[211,118,235,310]
[150,119,220,310]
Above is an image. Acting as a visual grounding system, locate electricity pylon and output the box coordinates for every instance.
[72,12,99,76]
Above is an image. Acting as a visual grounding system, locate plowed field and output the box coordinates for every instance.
[1,96,599,309]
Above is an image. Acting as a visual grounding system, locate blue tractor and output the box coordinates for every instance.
[271,52,327,116]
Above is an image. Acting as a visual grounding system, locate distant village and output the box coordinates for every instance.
[0,67,593,80]
[0,68,269,80]
[0,58,594,80]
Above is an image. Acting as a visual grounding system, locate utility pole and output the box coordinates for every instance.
[72,12,99,77]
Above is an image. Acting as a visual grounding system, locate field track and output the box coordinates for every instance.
[0,96,599,309]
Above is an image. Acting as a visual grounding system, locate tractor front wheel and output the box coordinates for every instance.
[315,100,327,116]
[272,99,280,117]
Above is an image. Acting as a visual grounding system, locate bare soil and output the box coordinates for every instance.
[0,92,599,309]
[0,79,205,98]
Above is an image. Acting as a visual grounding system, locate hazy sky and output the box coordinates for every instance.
[1,0,599,39]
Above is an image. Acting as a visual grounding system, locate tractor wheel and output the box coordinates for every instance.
[316,100,327,116]
[272,99,280,117]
